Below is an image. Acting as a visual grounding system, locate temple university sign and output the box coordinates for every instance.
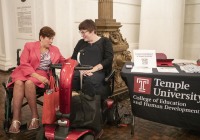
[133,76,200,114]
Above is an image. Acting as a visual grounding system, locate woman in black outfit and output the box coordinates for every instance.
[71,19,113,99]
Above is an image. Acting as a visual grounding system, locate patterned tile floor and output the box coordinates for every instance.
[0,71,200,140]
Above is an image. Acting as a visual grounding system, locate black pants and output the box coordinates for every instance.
[72,70,110,100]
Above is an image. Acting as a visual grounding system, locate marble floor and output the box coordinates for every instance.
[0,71,200,140]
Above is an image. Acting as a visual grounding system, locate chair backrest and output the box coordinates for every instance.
[156,53,167,59]
[17,49,21,66]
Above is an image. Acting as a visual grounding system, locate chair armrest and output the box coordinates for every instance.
[7,67,16,72]
[104,70,115,82]
[104,70,115,96]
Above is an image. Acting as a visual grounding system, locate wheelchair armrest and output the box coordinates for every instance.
[75,65,93,70]
[50,63,62,69]
[49,64,61,87]
[7,67,16,72]
[104,70,115,82]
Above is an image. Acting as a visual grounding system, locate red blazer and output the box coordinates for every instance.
[7,41,67,88]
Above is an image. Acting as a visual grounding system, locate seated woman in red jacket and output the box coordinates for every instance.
[7,26,67,133]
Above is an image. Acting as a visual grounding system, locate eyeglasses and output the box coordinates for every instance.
[79,30,88,35]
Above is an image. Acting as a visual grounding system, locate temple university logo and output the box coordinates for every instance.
[133,76,152,94]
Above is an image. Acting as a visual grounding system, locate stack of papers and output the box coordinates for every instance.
[157,67,179,73]
[179,63,200,73]
[131,67,152,73]
[131,67,179,73]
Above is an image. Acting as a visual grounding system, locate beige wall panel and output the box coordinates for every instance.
[184,24,200,44]
[183,24,200,59]
[183,47,200,59]
[186,0,200,4]
[184,1,200,59]
[185,4,200,23]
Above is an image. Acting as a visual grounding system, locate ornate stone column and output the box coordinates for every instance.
[95,0,132,95]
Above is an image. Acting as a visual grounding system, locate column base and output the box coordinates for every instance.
[0,55,15,71]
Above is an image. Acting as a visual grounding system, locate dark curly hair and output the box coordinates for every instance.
[39,26,55,40]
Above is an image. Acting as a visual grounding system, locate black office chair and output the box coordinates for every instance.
[2,49,53,133]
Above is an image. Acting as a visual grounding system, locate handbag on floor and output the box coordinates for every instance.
[70,93,102,132]
[70,80,102,132]
[42,75,59,124]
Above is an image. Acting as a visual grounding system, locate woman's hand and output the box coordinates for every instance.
[31,73,49,85]
[38,76,49,85]
[80,64,103,76]
[80,70,93,76]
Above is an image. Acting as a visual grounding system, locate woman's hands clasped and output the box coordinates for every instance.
[31,72,50,85]
[80,70,94,76]
[39,76,49,85]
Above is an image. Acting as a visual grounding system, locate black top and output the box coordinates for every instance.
[71,37,113,69]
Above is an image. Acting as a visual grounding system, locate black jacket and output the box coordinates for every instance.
[71,37,113,70]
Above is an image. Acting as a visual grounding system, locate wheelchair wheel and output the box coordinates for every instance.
[106,103,120,125]
[79,134,95,140]
[4,100,10,132]
[4,89,13,132]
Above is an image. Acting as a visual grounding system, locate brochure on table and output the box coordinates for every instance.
[131,50,157,73]
[157,67,179,73]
